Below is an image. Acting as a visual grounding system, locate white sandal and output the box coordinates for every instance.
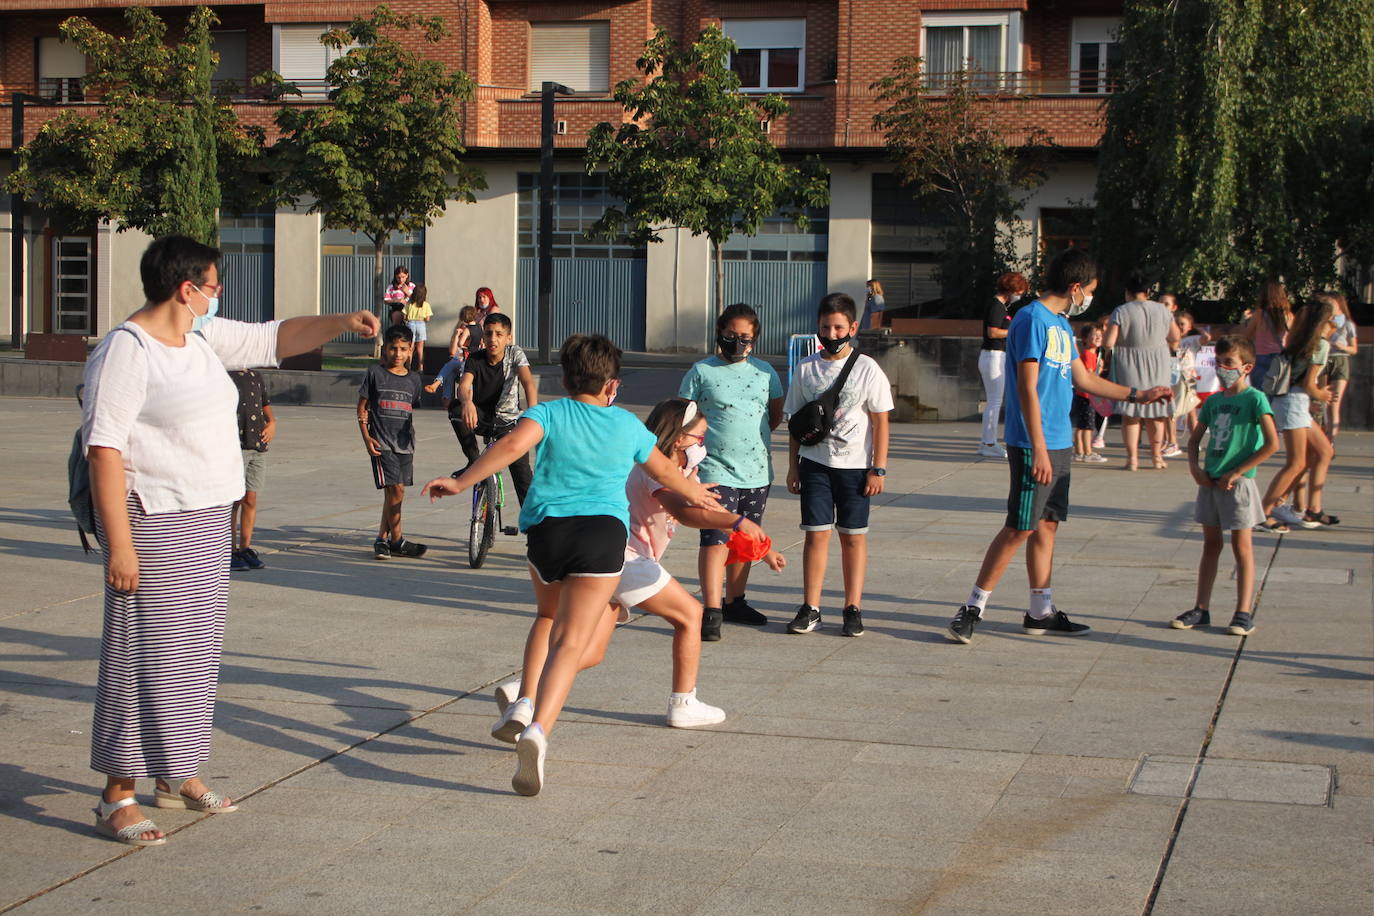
[154,780,238,813]
[95,795,166,846]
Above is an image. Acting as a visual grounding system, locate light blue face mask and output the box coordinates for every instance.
[1332,313,1347,330]
[187,284,220,332]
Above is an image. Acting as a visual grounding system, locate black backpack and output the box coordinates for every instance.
[68,327,141,553]
[787,350,860,446]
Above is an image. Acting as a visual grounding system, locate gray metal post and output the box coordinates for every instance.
[537,82,571,364]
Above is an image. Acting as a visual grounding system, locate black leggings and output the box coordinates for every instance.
[450,415,532,507]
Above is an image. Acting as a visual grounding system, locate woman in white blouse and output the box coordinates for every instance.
[83,236,378,846]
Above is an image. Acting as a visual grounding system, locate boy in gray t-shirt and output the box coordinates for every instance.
[358,325,426,560]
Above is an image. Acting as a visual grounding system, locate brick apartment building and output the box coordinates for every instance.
[1,0,1123,354]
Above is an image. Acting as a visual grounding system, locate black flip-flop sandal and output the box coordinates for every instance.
[1255,517,1289,533]
[1304,510,1340,526]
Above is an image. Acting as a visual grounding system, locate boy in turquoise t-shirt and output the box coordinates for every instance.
[423,334,720,797]
[1174,336,1279,636]
[678,303,784,640]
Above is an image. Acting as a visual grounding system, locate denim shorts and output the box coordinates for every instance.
[799,458,871,535]
[1271,391,1312,431]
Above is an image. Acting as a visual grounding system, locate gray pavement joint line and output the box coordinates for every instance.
[1139,532,1284,916]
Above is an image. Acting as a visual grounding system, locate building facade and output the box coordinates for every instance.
[1,0,1122,354]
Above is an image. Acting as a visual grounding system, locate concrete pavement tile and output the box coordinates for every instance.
[916,843,1160,914]
[612,771,819,825]
[722,855,947,902]
[464,896,606,915]
[473,865,717,915]
[1151,861,1374,916]
[672,731,863,774]
[971,793,1181,838]
[1335,772,1374,796]
[398,784,626,839]
[246,857,487,915]
[695,885,898,916]
[783,785,1003,843]
[569,811,781,854]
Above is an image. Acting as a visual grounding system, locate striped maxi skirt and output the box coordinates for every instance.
[91,493,233,779]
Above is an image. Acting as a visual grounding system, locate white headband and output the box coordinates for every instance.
[682,400,699,427]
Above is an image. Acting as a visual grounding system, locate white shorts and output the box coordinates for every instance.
[611,551,671,619]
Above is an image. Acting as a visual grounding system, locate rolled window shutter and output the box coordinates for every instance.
[277,24,328,81]
[530,22,609,92]
[39,37,86,78]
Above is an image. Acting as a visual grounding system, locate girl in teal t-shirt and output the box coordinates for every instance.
[422,334,720,797]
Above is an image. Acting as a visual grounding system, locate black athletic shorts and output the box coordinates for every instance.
[370,450,414,489]
[1005,446,1072,531]
[526,514,627,584]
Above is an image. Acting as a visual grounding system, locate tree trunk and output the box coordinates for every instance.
[713,241,725,317]
[372,235,387,359]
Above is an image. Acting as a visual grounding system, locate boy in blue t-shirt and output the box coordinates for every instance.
[679,303,784,639]
[946,249,1172,645]
[422,334,720,797]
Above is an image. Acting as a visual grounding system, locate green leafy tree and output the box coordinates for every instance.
[6,7,258,244]
[872,60,1050,316]
[272,5,485,345]
[586,26,830,317]
[1095,0,1374,308]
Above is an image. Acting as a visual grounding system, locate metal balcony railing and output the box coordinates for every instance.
[917,69,1122,96]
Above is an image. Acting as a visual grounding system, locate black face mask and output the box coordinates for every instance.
[717,334,752,361]
[819,334,851,355]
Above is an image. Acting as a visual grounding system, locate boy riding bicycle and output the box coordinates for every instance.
[449,313,538,504]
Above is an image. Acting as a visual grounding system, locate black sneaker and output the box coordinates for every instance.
[841,606,864,637]
[240,547,265,570]
[373,538,391,560]
[1022,608,1091,637]
[1170,607,1210,630]
[701,608,723,642]
[722,595,768,626]
[1227,611,1255,636]
[230,550,249,572]
[390,538,428,558]
[946,605,981,644]
[787,605,821,634]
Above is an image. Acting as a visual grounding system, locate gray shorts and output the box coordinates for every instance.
[1271,391,1312,430]
[1194,476,1264,530]
[242,449,267,493]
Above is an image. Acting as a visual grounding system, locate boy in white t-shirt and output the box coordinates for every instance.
[783,293,894,637]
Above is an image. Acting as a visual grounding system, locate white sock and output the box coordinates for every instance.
[1029,588,1053,620]
[967,587,991,614]
[670,689,695,701]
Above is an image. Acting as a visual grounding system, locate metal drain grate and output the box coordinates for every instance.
[1130,755,1334,806]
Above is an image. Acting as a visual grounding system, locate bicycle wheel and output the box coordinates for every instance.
[469,478,497,568]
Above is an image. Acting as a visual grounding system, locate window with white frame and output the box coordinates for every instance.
[38,36,86,102]
[530,22,610,93]
[1072,18,1122,93]
[920,12,1022,91]
[724,19,805,92]
[273,24,354,99]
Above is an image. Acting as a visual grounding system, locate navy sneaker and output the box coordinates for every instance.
[1022,608,1091,637]
[946,605,981,644]
[722,595,768,626]
[373,538,391,560]
[229,550,249,572]
[240,547,265,570]
[1227,612,1255,636]
[390,539,428,558]
[841,606,864,637]
[1170,607,1210,629]
[787,605,821,634]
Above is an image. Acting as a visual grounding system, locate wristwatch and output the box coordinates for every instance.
[1127,387,1139,403]
[870,467,887,477]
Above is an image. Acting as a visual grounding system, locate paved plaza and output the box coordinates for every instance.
[0,381,1370,915]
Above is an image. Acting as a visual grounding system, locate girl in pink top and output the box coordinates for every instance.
[489,398,785,737]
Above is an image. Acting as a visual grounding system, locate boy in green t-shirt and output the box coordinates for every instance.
[1173,337,1279,636]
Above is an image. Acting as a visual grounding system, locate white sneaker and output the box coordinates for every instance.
[1092,437,1106,449]
[494,680,520,715]
[1162,444,1184,458]
[512,726,546,796]
[1072,453,1086,463]
[977,444,1007,458]
[492,697,533,744]
[666,691,726,728]
[1083,452,1109,463]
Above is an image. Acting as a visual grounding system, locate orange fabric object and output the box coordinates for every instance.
[725,529,771,565]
